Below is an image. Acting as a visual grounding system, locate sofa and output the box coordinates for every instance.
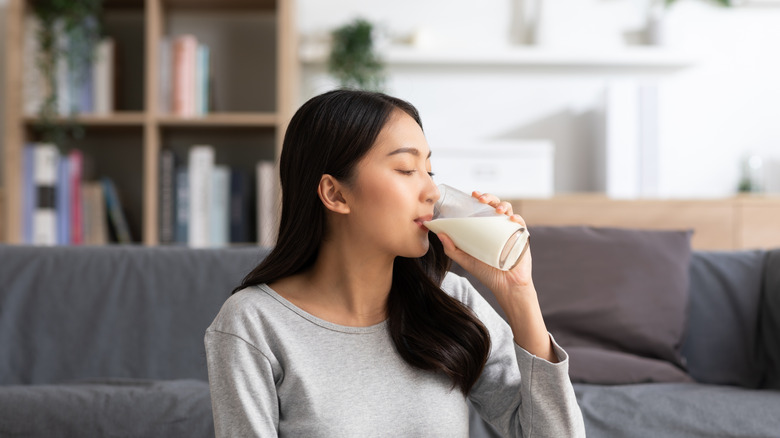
[0,225,779,437]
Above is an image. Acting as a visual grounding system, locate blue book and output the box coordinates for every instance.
[101,177,133,244]
[56,156,71,245]
[197,44,210,115]
[22,145,36,244]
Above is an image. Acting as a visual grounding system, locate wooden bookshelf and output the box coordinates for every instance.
[2,0,299,245]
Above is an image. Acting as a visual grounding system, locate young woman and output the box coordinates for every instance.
[205,89,585,437]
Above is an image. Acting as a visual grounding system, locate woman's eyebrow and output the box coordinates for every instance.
[387,147,432,158]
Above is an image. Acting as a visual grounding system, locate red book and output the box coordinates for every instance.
[69,149,84,245]
[172,35,198,116]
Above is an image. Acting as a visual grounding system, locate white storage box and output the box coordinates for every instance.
[431,140,554,199]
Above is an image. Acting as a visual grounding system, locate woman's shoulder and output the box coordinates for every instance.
[441,271,481,306]
[208,285,279,337]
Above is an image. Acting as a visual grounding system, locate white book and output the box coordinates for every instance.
[23,16,46,116]
[210,165,230,247]
[32,144,60,246]
[158,37,172,114]
[188,145,214,248]
[93,38,115,115]
[256,161,278,247]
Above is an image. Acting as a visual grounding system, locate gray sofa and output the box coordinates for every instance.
[0,225,779,437]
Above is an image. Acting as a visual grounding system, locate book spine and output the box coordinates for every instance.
[93,38,115,115]
[102,177,133,244]
[229,170,252,243]
[32,144,60,246]
[159,149,176,244]
[196,44,210,115]
[188,145,214,247]
[173,35,198,117]
[210,165,230,247]
[55,20,71,116]
[23,16,45,116]
[175,168,189,244]
[22,145,37,244]
[256,160,277,247]
[56,155,70,245]
[158,37,171,115]
[69,150,84,245]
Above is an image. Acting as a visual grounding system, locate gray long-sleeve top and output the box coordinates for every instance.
[205,272,586,437]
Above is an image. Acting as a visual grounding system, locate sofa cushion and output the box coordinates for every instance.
[0,245,270,385]
[760,249,780,389]
[0,379,213,438]
[574,382,780,438]
[682,250,766,388]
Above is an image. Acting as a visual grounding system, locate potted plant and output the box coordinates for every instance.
[31,0,103,143]
[327,18,386,92]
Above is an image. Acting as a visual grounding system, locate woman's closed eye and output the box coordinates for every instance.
[396,169,435,177]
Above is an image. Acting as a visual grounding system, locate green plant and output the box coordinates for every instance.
[327,18,385,92]
[31,0,103,144]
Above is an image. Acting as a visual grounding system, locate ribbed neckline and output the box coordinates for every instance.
[257,284,389,334]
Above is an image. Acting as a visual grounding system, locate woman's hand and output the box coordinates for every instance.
[435,191,557,362]
[435,191,534,299]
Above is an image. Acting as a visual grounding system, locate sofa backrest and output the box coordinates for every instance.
[0,245,270,385]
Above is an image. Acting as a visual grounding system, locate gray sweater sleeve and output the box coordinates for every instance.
[444,274,586,438]
[205,330,279,437]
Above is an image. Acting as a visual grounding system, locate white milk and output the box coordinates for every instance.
[424,216,529,270]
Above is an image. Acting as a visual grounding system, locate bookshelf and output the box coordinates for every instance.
[2,0,299,245]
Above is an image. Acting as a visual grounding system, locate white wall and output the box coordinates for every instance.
[298,0,780,198]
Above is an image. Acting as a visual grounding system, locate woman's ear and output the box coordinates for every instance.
[318,174,350,214]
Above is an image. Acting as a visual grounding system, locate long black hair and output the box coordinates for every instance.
[234,89,490,395]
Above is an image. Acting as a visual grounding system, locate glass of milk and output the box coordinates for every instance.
[424,184,530,271]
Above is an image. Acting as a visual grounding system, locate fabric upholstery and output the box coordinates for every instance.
[0,245,270,385]
[682,250,766,387]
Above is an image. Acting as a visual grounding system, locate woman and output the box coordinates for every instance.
[205,89,585,437]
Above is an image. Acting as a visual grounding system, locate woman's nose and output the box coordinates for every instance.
[424,178,440,205]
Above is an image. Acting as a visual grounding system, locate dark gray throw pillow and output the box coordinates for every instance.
[760,249,780,390]
[529,226,693,384]
[682,250,765,388]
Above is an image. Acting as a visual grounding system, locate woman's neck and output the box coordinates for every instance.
[271,236,394,327]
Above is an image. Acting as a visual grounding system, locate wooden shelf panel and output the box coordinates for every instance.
[161,0,276,11]
[157,112,278,127]
[24,112,147,126]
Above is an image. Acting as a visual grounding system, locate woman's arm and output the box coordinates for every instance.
[204,329,279,437]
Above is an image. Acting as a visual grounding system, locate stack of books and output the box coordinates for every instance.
[21,144,133,246]
[159,146,276,248]
[23,16,115,116]
[159,34,211,116]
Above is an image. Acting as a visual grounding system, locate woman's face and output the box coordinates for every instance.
[342,109,440,259]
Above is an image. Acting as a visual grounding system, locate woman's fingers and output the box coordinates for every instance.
[472,191,515,217]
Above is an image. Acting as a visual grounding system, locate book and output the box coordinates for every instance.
[22,16,46,116]
[175,167,189,244]
[32,144,60,246]
[81,181,108,245]
[68,150,84,245]
[172,35,198,117]
[188,145,214,247]
[229,169,253,244]
[56,155,71,245]
[256,160,277,247]
[158,37,172,115]
[93,38,115,115]
[159,149,177,244]
[210,165,230,247]
[196,44,210,115]
[22,145,37,244]
[55,20,71,116]
[102,177,133,244]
